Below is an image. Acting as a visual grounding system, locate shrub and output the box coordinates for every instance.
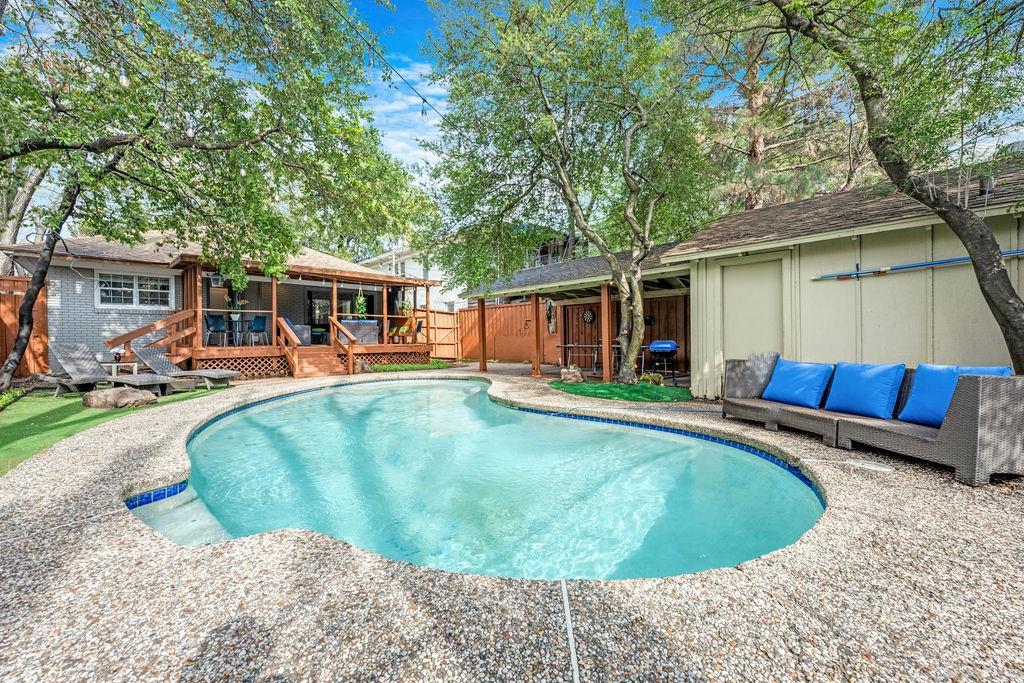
[371,360,450,372]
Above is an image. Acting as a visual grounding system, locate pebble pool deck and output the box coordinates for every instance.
[1,368,1022,682]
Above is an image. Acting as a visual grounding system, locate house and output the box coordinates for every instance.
[360,235,587,312]
[360,245,466,312]
[471,164,1024,398]
[0,234,441,379]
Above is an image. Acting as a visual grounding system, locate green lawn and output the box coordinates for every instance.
[0,388,220,475]
[550,380,693,403]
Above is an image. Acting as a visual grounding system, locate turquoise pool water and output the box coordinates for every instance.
[187,380,823,579]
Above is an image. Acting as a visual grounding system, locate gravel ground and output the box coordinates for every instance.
[1,369,1021,682]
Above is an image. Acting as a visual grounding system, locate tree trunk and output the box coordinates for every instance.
[767,0,1024,372]
[0,182,80,392]
[1,165,48,275]
[615,271,646,384]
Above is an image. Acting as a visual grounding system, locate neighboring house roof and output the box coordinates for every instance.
[0,233,438,285]
[471,162,1024,298]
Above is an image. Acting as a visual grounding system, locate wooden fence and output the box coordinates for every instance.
[459,301,560,363]
[0,276,49,377]
[414,308,461,360]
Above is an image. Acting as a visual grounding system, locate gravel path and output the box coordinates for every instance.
[1,370,1021,682]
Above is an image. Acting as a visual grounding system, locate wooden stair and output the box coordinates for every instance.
[292,346,346,378]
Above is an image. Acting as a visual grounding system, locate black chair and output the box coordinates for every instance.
[205,314,227,346]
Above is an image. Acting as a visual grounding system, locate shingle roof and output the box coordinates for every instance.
[473,162,1024,296]
[0,233,431,284]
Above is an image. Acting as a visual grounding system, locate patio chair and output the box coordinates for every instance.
[49,343,178,397]
[132,346,240,390]
[205,314,228,346]
[245,315,269,346]
[395,320,422,344]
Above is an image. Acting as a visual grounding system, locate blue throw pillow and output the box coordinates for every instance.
[898,364,1012,427]
[824,362,906,419]
[761,359,834,408]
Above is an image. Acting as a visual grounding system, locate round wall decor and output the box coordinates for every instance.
[582,308,596,324]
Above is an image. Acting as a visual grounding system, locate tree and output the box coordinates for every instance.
[668,0,1024,371]
[0,0,421,390]
[656,7,879,210]
[421,0,713,382]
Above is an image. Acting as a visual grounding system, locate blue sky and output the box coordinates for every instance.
[354,1,447,171]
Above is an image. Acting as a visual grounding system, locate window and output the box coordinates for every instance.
[97,272,174,309]
[98,274,134,305]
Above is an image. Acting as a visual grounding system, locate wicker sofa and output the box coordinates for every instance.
[723,356,1024,485]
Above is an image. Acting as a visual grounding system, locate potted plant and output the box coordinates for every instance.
[400,297,413,318]
[224,293,248,321]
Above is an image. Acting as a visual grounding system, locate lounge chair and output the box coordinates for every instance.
[132,346,240,390]
[49,343,178,397]
[724,355,1024,485]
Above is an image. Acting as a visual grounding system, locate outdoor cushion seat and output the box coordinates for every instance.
[724,357,1024,484]
[897,364,1013,427]
[760,358,834,408]
[823,362,906,419]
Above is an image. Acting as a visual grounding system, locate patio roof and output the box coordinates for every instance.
[0,233,439,287]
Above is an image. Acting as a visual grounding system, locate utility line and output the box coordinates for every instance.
[323,0,446,120]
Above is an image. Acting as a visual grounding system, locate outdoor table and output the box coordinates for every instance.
[100,361,138,376]
[557,343,647,376]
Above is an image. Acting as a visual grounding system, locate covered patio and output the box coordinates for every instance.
[471,247,690,384]
[106,248,441,378]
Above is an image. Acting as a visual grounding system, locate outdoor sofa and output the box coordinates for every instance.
[132,346,240,389]
[49,343,180,397]
[723,353,1024,485]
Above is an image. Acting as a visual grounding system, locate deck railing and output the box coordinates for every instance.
[104,308,196,363]
[275,316,301,374]
[328,316,356,375]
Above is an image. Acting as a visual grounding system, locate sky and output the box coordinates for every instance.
[354,1,448,173]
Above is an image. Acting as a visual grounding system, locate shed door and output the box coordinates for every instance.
[722,259,783,360]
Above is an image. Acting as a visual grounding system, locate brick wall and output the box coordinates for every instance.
[46,265,183,368]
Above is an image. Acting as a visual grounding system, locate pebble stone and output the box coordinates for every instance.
[1,366,1021,682]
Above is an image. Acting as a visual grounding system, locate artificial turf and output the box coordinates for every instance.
[550,380,693,403]
[0,388,218,475]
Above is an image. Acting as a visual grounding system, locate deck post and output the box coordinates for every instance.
[425,284,431,354]
[271,277,278,346]
[382,284,389,346]
[600,283,613,383]
[194,265,204,352]
[531,292,542,377]
[331,279,337,318]
[477,298,487,372]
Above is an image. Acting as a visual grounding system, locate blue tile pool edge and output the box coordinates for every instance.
[131,375,824,511]
[125,480,189,510]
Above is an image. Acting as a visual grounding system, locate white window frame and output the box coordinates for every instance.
[94,268,176,311]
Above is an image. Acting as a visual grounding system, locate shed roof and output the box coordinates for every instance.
[471,162,1024,297]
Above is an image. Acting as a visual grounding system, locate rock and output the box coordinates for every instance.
[83,387,158,408]
[560,365,584,383]
[355,358,372,374]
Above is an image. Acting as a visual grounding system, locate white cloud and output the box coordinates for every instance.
[366,53,447,183]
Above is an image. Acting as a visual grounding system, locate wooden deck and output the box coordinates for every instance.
[191,343,432,378]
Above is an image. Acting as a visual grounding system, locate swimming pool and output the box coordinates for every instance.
[185,380,824,579]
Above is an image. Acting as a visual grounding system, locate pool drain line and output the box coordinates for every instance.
[560,580,581,683]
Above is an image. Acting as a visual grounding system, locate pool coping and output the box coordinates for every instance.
[4,368,1022,680]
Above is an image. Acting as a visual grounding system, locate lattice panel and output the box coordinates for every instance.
[196,355,288,379]
[355,351,429,367]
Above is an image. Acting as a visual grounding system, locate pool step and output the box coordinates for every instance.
[292,346,347,378]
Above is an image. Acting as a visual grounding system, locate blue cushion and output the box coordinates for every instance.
[898,364,1012,427]
[824,362,906,419]
[761,359,834,408]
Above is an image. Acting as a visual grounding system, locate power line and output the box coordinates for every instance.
[324,0,446,120]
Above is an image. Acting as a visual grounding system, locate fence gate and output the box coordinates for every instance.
[0,276,48,377]
[416,308,461,360]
